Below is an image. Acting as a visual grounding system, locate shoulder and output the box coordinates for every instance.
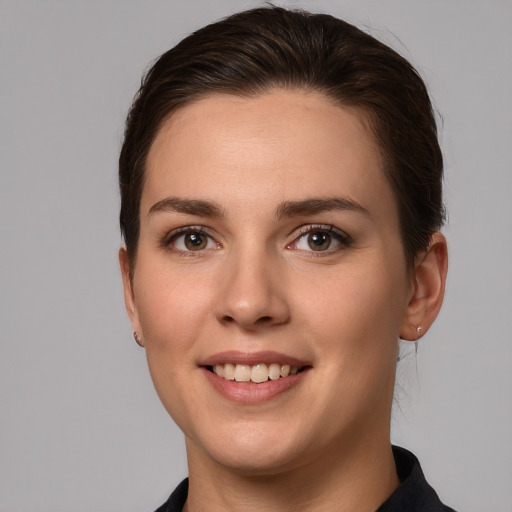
[154,478,188,512]
[377,446,457,512]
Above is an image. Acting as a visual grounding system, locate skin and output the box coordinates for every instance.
[120,90,447,512]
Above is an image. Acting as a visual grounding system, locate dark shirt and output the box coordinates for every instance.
[155,446,456,512]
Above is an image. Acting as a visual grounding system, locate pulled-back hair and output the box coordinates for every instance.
[119,6,444,271]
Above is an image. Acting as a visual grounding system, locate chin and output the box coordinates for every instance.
[204,445,305,477]
[185,417,324,477]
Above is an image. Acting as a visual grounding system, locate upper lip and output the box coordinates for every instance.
[199,350,310,367]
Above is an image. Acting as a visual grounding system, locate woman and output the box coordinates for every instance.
[119,6,452,512]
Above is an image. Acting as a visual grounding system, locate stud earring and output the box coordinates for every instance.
[133,331,144,347]
[414,326,423,356]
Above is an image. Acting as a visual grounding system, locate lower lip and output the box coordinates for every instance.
[201,367,309,404]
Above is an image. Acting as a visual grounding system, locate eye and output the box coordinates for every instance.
[288,225,351,253]
[164,227,219,252]
[305,231,332,251]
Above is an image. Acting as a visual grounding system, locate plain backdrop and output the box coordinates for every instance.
[1,1,511,511]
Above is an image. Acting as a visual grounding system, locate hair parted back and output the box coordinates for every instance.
[119,5,444,272]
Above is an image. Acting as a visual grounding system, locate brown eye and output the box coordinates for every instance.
[166,228,218,252]
[184,232,208,250]
[307,231,331,251]
[288,225,350,254]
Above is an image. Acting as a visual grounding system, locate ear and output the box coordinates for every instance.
[399,232,448,341]
[119,247,142,334]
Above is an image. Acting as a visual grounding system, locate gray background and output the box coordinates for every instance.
[1,1,511,511]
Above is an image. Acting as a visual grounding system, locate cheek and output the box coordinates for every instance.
[302,258,408,374]
[133,262,214,430]
[134,259,214,345]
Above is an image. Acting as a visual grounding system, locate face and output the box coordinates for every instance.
[122,90,416,475]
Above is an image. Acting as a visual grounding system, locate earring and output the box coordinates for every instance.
[133,331,144,347]
[415,326,423,356]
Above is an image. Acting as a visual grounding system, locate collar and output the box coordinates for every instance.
[156,446,456,512]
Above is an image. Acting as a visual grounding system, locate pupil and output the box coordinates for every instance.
[308,231,330,250]
[186,233,206,250]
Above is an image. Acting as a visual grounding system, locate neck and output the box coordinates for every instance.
[184,436,399,512]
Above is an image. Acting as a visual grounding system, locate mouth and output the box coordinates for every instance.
[205,363,308,384]
[200,351,311,403]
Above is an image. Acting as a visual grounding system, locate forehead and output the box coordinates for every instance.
[143,90,396,221]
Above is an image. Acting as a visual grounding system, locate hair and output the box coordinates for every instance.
[119,6,444,273]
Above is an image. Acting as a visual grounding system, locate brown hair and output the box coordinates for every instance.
[119,6,444,271]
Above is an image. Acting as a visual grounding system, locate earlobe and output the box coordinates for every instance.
[119,247,141,332]
[399,233,448,341]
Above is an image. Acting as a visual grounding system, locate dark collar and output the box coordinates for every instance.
[156,446,456,512]
[377,446,456,512]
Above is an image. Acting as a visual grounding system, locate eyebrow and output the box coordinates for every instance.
[275,197,370,219]
[147,196,369,220]
[148,197,224,217]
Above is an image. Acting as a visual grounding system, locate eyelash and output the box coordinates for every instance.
[288,224,352,254]
[160,226,219,255]
[160,224,352,255]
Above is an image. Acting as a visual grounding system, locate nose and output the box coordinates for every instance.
[215,247,290,330]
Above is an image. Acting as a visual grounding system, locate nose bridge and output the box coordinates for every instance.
[215,239,289,329]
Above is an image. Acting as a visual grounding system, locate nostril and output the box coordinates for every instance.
[255,316,272,324]
[221,314,275,327]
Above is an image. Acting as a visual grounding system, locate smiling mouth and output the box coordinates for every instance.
[206,363,308,384]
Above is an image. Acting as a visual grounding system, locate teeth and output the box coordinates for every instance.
[223,363,235,380]
[211,363,301,383]
[269,363,281,380]
[251,364,268,383]
[234,364,251,382]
